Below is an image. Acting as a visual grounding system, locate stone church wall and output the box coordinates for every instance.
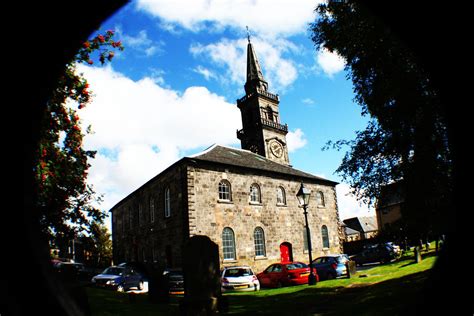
[111,163,189,268]
[188,163,342,273]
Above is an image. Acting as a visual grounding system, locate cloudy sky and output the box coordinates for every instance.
[75,0,374,229]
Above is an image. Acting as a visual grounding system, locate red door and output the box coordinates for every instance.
[280,242,292,263]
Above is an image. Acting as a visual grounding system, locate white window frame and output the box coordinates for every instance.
[250,183,261,203]
[218,180,232,201]
[164,187,171,218]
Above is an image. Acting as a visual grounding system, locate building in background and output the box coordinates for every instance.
[342,216,378,241]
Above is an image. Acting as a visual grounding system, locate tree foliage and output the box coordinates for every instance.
[34,30,123,246]
[311,2,452,239]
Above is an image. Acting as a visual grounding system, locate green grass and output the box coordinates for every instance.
[86,249,438,315]
[86,288,181,315]
[223,249,437,315]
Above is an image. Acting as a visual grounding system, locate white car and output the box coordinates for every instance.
[221,266,260,292]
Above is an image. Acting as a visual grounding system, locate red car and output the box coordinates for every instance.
[257,262,319,288]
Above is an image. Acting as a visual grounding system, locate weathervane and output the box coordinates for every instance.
[246,26,251,43]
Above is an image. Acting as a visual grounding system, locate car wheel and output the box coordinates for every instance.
[326,272,335,280]
[138,281,144,290]
[276,281,283,288]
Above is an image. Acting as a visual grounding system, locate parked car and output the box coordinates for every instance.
[312,254,352,280]
[352,243,398,266]
[221,266,260,292]
[385,242,401,256]
[163,268,184,295]
[91,266,144,292]
[118,262,148,279]
[257,262,318,288]
[54,262,94,282]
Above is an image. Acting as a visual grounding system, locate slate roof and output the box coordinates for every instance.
[343,216,378,233]
[110,144,337,212]
[187,144,338,185]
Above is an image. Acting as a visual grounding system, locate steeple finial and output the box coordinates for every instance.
[246,26,251,43]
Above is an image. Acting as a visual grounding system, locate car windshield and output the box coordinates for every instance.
[102,267,124,276]
[286,262,308,270]
[224,268,253,277]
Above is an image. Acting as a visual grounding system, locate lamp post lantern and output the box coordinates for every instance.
[296,182,317,285]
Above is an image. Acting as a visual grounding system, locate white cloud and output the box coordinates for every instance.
[286,128,307,152]
[190,37,298,91]
[135,0,323,38]
[336,183,375,221]
[193,65,217,81]
[302,98,315,105]
[76,64,241,212]
[316,48,346,77]
[118,28,165,57]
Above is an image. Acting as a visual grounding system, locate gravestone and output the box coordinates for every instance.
[346,260,357,278]
[181,235,222,315]
[414,246,422,263]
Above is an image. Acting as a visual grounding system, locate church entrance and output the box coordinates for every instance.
[280,242,293,263]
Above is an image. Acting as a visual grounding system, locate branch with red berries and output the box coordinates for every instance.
[78,30,124,65]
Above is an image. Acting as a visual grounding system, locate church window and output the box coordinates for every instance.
[254,227,266,257]
[222,227,236,260]
[164,187,171,218]
[266,106,274,121]
[321,225,330,248]
[316,191,325,207]
[276,186,286,205]
[250,183,261,203]
[138,203,143,226]
[218,180,232,201]
[150,197,155,223]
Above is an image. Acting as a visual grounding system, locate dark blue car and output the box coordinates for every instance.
[311,254,351,280]
[91,266,144,292]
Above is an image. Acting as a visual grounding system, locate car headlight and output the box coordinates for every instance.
[106,280,116,285]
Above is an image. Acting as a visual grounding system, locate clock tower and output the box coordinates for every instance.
[236,35,290,165]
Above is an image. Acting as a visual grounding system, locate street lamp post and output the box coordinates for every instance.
[296,182,316,285]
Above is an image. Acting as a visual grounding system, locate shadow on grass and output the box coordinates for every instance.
[225,271,431,315]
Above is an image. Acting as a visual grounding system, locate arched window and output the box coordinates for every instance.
[266,106,274,121]
[164,187,171,218]
[222,227,236,260]
[321,225,330,248]
[218,180,232,201]
[250,183,261,203]
[149,196,155,223]
[276,186,286,205]
[254,227,266,257]
[316,191,325,207]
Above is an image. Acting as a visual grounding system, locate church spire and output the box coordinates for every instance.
[244,27,268,95]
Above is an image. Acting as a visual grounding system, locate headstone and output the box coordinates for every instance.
[147,263,167,304]
[414,246,422,263]
[346,260,357,278]
[181,235,222,315]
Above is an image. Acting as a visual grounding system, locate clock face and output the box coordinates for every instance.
[270,141,283,158]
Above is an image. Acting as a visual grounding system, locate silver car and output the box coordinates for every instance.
[221,266,260,292]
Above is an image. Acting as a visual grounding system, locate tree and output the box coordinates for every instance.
[33,30,124,248]
[310,1,453,241]
[80,220,113,267]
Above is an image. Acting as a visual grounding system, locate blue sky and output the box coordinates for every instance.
[76,0,374,226]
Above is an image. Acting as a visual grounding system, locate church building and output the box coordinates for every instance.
[110,37,343,272]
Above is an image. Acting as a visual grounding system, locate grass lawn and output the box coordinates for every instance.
[86,249,438,315]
